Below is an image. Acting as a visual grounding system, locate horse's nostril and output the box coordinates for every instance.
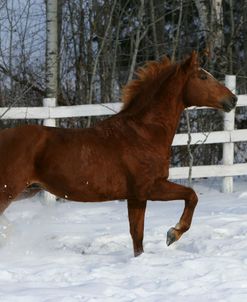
[222,95,238,112]
[232,95,238,105]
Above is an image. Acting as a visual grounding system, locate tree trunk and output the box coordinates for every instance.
[194,0,224,52]
[149,0,159,60]
[244,0,247,84]
[127,0,145,82]
[194,0,210,42]
[227,0,235,73]
[211,0,224,50]
[46,0,58,100]
[172,0,183,61]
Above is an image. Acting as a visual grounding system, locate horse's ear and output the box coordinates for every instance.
[161,55,171,67]
[181,51,199,73]
[199,48,210,66]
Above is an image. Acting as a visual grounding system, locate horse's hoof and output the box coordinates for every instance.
[166,227,177,246]
[134,249,144,257]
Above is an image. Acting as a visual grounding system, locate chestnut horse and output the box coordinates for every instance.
[0,52,237,256]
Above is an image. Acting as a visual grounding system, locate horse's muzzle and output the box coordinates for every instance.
[222,95,238,112]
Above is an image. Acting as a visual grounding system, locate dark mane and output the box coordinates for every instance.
[121,57,178,111]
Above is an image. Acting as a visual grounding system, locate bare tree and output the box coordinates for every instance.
[0,0,46,112]
[127,0,146,82]
[171,0,183,61]
[244,0,247,80]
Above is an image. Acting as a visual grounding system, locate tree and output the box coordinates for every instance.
[46,0,58,101]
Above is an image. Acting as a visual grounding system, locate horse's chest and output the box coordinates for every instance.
[123,154,168,199]
[128,152,169,180]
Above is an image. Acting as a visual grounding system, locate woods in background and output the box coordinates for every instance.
[0,0,247,166]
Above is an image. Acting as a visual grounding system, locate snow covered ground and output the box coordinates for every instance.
[0,178,247,302]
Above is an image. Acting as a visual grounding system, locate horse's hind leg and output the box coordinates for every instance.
[149,180,198,246]
[0,213,12,246]
[0,180,30,214]
[127,199,147,257]
[0,194,13,245]
[0,199,12,215]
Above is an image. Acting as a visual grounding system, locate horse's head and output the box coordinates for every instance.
[182,52,237,112]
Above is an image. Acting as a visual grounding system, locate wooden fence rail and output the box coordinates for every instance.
[1,75,247,193]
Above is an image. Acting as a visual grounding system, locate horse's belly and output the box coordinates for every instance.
[50,180,127,202]
[38,165,128,202]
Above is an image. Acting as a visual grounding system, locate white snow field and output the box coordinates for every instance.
[0,178,247,302]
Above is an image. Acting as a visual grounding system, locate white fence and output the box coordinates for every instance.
[1,75,247,193]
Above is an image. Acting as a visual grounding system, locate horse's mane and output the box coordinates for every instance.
[121,57,178,111]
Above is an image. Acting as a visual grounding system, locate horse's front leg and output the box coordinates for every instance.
[127,199,147,257]
[149,180,198,246]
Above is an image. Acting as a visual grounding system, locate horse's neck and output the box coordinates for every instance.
[141,89,185,144]
[121,70,186,144]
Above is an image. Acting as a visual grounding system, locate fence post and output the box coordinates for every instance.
[43,98,56,127]
[222,75,236,193]
[42,97,57,203]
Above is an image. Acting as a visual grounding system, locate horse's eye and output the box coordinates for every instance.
[200,73,207,80]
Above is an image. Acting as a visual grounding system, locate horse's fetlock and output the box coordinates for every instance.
[182,223,190,232]
[176,221,190,232]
